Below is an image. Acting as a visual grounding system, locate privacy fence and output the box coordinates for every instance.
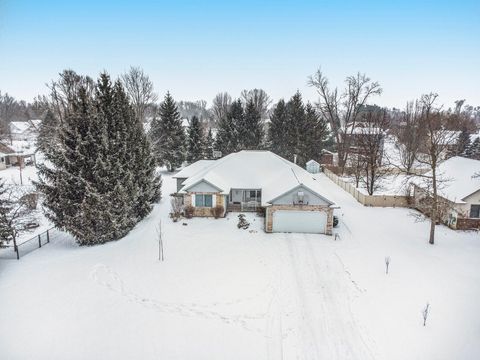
[323,168,411,208]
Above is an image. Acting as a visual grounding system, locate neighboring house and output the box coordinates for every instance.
[9,120,41,141]
[339,122,386,165]
[174,150,336,235]
[412,156,480,230]
[0,142,36,169]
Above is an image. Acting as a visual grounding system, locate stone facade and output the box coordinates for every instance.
[184,192,226,218]
[265,204,334,235]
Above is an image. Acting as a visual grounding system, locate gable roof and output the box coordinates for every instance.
[413,156,480,203]
[306,159,320,166]
[173,160,216,179]
[179,150,335,206]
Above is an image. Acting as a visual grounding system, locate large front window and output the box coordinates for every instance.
[470,205,480,218]
[195,194,213,207]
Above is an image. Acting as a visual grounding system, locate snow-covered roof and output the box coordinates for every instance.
[413,156,480,203]
[29,119,42,129]
[10,121,31,134]
[306,159,320,166]
[178,150,335,206]
[174,160,216,179]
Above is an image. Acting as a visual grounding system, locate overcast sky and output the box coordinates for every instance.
[0,0,479,109]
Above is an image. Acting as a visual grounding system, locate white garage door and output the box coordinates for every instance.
[272,210,327,234]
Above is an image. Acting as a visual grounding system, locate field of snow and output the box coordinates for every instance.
[0,170,479,360]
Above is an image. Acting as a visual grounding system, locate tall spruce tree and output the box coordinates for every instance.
[150,92,186,171]
[239,98,264,150]
[205,128,214,159]
[268,99,289,158]
[186,116,206,163]
[215,99,242,156]
[285,91,305,163]
[36,109,59,156]
[37,72,160,246]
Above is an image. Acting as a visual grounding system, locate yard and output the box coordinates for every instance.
[0,171,479,359]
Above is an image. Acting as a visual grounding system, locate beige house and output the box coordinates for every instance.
[412,156,480,230]
[174,151,336,235]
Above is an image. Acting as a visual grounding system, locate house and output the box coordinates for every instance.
[306,159,320,174]
[174,150,336,235]
[339,122,386,165]
[412,156,480,230]
[0,142,36,170]
[9,120,41,141]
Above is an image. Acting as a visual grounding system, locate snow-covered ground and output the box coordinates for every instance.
[0,171,479,360]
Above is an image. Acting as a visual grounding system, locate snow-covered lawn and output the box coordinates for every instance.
[0,171,479,359]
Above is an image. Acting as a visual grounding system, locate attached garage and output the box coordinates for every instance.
[272,209,327,234]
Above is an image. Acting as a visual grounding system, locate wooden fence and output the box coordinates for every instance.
[323,168,411,208]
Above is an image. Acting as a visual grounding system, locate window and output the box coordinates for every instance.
[470,205,480,218]
[195,194,213,207]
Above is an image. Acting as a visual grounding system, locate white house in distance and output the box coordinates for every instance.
[9,119,41,141]
[174,150,336,235]
[412,156,480,230]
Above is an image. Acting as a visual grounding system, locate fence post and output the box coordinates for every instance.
[46,230,50,243]
[38,234,41,248]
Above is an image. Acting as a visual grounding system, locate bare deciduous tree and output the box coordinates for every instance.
[121,66,158,123]
[308,69,382,173]
[211,92,232,125]
[0,182,37,248]
[390,101,426,174]
[356,110,389,195]
[240,88,272,120]
[413,94,458,245]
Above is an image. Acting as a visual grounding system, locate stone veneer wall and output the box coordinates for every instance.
[184,193,226,217]
[265,205,333,235]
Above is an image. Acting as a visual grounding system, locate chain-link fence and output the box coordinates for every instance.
[0,227,67,260]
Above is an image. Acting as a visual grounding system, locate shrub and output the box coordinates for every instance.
[237,214,250,229]
[213,205,224,219]
[170,197,183,222]
[184,205,194,219]
[256,207,266,217]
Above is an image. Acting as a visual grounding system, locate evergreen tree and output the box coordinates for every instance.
[36,109,59,156]
[239,98,264,150]
[150,92,186,171]
[269,93,330,166]
[186,116,206,163]
[285,91,305,163]
[205,128,214,159]
[37,72,160,246]
[268,99,289,158]
[215,99,242,156]
[465,137,480,159]
[457,127,471,155]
